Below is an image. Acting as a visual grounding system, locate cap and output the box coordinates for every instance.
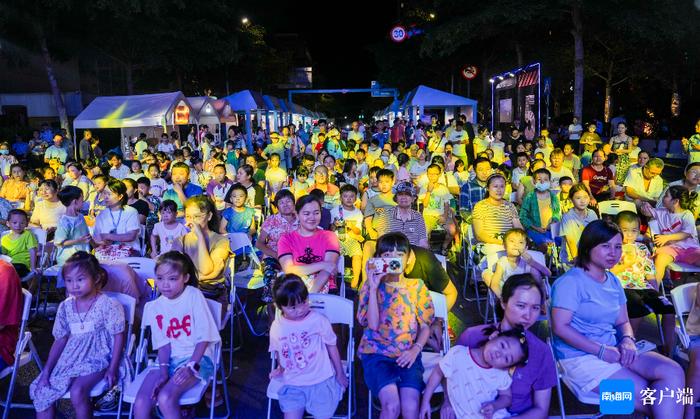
[394,181,416,197]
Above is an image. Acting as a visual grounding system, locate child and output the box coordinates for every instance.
[265,153,288,197]
[611,211,675,356]
[341,158,359,188]
[453,159,470,186]
[88,174,108,218]
[0,163,28,208]
[127,160,146,181]
[558,176,574,214]
[30,251,125,419]
[562,143,581,181]
[1,209,38,278]
[419,326,529,419]
[641,185,700,285]
[55,186,91,267]
[146,164,168,198]
[396,153,411,183]
[360,166,381,212]
[134,251,221,419]
[358,232,434,417]
[519,168,561,251]
[629,136,641,166]
[483,228,551,297]
[150,200,189,257]
[290,166,312,201]
[511,152,530,190]
[559,184,598,261]
[363,168,395,241]
[220,184,257,239]
[489,130,507,164]
[268,274,348,418]
[534,136,552,162]
[330,184,364,288]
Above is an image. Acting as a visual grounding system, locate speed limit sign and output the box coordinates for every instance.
[390,26,408,43]
[461,65,479,80]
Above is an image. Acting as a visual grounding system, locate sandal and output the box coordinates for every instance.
[204,387,224,408]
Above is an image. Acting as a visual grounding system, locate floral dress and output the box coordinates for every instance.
[30,294,125,412]
[611,134,632,184]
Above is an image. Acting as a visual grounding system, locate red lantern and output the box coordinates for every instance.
[174,104,190,125]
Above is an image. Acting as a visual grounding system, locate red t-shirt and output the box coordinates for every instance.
[0,260,22,365]
[581,165,614,195]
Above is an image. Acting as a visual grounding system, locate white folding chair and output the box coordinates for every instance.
[226,232,266,337]
[337,255,346,298]
[60,292,136,418]
[461,221,488,317]
[368,292,450,418]
[267,294,355,419]
[124,298,230,419]
[671,283,697,362]
[0,290,43,419]
[118,257,157,297]
[597,200,636,216]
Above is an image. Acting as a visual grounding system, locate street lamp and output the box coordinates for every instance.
[429,13,436,20]
[241,17,249,25]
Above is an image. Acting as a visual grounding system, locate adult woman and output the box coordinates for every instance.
[176,196,230,300]
[225,164,264,210]
[409,149,430,181]
[457,274,557,418]
[609,122,633,184]
[277,195,340,293]
[551,220,684,418]
[472,173,523,255]
[62,161,93,200]
[122,178,149,225]
[516,158,547,204]
[29,180,66,238]
[92,179,141,260]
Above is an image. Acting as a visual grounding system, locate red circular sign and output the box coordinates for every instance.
[461,65,479,80]
[390,26,408,43]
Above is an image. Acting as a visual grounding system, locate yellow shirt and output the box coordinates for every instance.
[537,195,553,228]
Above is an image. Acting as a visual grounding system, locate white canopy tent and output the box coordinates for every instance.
[223,89,268,151]
[401,85,478,124]
[188,96,223,142]
[72,91,194,154]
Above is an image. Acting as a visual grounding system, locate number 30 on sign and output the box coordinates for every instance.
[390,26,407,43]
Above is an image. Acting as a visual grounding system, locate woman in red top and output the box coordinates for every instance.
[0,259,22,371]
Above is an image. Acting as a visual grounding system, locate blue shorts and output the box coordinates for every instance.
[361,353,424,395]
[169,356,215,383]
[527,229,562,247]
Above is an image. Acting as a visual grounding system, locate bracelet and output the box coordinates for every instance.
[413,342,424,352]
[597,344,606,360]
[621,335,636,344]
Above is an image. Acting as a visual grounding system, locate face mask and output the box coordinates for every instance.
[535,181,551,192]
[0,150,8,155]
[380,155,389,163]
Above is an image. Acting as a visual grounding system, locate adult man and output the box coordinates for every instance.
[163,162,204,216]
[107,152,130,179]
[568,116,583,144]
[405,245,458,310]
[134,133,149,160]
[624,158,665,206]
[311,119,328,150]
[448,120,469,165]
[547,148,575,191]
[375,181,428,248]
[44,134,68,163]
[78,130,94,161]
[347,121,364,143]
[390,118,405,145]
[657,162,700,218]
[581,149,615,205]
[507,126,526,154]
[459,157,492,212]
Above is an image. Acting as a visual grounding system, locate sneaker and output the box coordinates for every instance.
[94,386,120,411]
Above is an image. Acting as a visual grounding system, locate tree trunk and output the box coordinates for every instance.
[571,2,584,121]
[125,61,134,95]
[37,25,69,135]
[604,61,614,123]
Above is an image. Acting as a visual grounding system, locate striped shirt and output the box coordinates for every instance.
[472,199,519,242]
[375,207,427,246]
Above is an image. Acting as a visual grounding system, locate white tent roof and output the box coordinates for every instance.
[187,96,220,122]
[402,85,478,107]
[73,91,193,129]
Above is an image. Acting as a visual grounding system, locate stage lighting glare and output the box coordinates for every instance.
[508,72,515,77]
[488,78,495,83]
[498,76,504,80]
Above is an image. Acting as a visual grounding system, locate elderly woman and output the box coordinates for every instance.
[552,220,685,418]
[278,194,340,293]
[457,274,557,418]
[472,173,524,255]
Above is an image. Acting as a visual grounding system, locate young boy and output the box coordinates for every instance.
[1,209,38,278]
[360,166,382,212]
[611,211,675,356]
[265,153,289,197]
[88,174,108,218]
[220,184,257,239]
[511,152,530,190]
[107,152,130,179]
[150,200,188,257]
[562,143,582,182]
[363,169,396,241]
[534,136,552,162]
[55,186,91,266]
[268,274,347,418]
[330,184,364,288]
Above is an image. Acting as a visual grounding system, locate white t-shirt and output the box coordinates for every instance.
[147,177,169,198]
[153,221,189,255]
[560,208,598,256]
[440,345,512,419]
[109,164,131,180]
[93,206,141,251]
[547,166,575,191]
[157,142,175,155]
[448,130,468,157]
[268,311,337,386]
[568,123,583,140]
[623,169,664,202]
[330,205,363,236]
[143,286,221,361]
[30,200,66,229]
[416,172,458,197]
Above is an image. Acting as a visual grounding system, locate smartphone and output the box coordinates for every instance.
[368,257,404,275]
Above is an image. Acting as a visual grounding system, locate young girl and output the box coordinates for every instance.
[419,326,529,419]
[150,200,189,257]
[641,185,700,285]
[558,176,574,214]
[220,184,257,238]
[489,130,507,164]
[341,158,359,188]
[395,153,411,183]
[146,164,168,198]
[268,274,348,418]
[30,251,125,419]
[88,174,108,219]
[1,209,38,278]
[0,163,28,208]
[559,184,598,261]
[453,159,470,186]
[358,232,434,417]
[484,228,551,297]
[134,251,221,419]
[290,166,312,201]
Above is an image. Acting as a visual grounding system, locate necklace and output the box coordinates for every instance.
[74,295,98,330]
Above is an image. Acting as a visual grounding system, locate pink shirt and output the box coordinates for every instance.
[277,230,340,265]
[269,311,337,386]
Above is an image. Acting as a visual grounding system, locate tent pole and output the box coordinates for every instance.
[246,110,253,152]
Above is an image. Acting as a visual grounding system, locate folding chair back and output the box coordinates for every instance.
[227,232,261,265]
[671,282,697,351]
[119,257,157,292]
[29,227,48,268]
[308,293,353,326]
[429,291,449,354]
[598,200,636,216]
